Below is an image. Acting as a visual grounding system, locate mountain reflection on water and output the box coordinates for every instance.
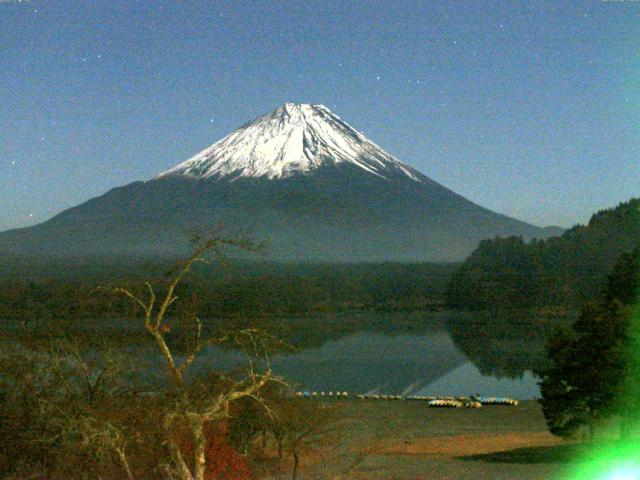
[194,311,552,399]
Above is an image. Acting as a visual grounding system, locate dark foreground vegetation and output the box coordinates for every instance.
[0,237,352,480]
[0,235,463,479]
[0,378,573,480]
[3,197,640,478]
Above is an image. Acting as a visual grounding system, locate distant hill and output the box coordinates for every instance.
[0,103,558,263]
[446,198,640,310]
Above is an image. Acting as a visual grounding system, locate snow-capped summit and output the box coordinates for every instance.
[157,103,423,182]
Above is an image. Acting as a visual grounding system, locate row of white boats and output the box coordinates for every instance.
[294,391,518,408]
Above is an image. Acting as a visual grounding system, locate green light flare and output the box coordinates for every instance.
[564,304,640,480]
[567,441,640,480]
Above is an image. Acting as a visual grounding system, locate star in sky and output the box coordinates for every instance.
[1,0,638,231]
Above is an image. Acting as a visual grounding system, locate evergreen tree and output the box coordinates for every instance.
[537,324,585,437]
[537,301,628,438]
[605,245,640,306]
[537,246,640,439]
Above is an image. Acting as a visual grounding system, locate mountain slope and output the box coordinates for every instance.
[0,103,560,262]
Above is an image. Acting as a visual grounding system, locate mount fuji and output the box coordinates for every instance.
[0,103,561,262]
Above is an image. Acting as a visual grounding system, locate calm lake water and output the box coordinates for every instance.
[2,310,546,399]
[269,331,540,399]
[185,311,545,399]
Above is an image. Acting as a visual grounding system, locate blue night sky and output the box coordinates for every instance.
[1,0,639,231]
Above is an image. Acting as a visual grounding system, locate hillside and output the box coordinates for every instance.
[445,198,640,310]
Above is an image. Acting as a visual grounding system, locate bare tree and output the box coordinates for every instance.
[265,398,340,480]
[105,234,278,480]
[0,336,146,479]
[75,417,135,480]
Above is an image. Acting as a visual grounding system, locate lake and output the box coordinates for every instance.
[183,311,545,399]
[1,310,547,399]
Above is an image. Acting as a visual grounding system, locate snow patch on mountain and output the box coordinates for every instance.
[156,103,425,182]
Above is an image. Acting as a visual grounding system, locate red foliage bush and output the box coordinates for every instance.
[177,420,252,480]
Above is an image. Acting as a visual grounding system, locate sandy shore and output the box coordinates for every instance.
[263,399,577,479]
